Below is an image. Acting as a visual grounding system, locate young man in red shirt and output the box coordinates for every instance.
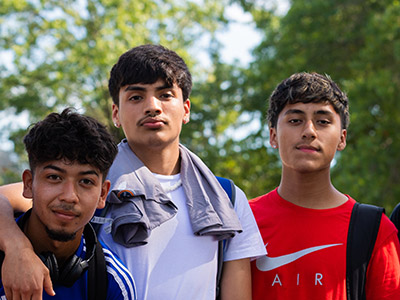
[250,72,400,299]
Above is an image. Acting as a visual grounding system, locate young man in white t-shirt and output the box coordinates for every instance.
[0,44,265,300]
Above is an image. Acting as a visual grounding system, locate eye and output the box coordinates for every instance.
[317,119,331,125]
[159,92,173,100]
[80,178,95,186]
[288,119,301,124]
[128,95,143,101]
[47,174,61,181]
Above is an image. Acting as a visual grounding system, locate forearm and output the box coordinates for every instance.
[0,181,31,213]
[0,193,55,298]
[220,258,252,300]
[0,194,32,252]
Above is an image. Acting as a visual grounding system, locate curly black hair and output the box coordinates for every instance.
[267,72,349,129]
[24,108,118,179]
[108,44,192,105]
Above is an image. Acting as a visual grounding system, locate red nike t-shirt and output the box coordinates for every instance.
[249,188,400,300]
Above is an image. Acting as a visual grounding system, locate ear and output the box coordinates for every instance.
[22,169,34,199]
[112,103,120,128]
[182,99,191,124]
[337,129,347,151]
[270,127,278,149]
[97,180,111,209]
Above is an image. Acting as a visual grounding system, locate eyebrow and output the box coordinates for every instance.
[124,83,173,92]
[284,109,334,117]
[43,165,99,177]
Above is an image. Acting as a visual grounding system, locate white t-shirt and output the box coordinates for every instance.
[99,173,265,300]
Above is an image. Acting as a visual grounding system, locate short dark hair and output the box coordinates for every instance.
[108,44,192,105]
[24,108,118,179]
[267,72,349,129]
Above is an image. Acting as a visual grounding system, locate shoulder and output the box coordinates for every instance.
[369,211,400,264]
[249,188,277,204]
[225,189,267,261]
[248,189,277,215]
[366,213,400,297]
[232,185,260,221]
[377,214,399,245]
[101,242,137,300]
[390,203,400,227]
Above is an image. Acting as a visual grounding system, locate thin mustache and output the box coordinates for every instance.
[137,115,166,126]
[51,204,80,215]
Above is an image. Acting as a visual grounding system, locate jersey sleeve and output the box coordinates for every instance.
[223,186,267,261]
[365,215,400,300]
[102,244,137,300]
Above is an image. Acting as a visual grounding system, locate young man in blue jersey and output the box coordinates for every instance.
[0,108,136,300]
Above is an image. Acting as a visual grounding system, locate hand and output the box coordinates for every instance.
[2,247,55,300]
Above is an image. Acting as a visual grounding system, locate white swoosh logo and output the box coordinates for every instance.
[256,244,342,271]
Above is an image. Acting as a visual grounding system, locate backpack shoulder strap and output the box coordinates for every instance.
[215,176,236,206]
[346,202,384,300]
[88,236,108,300]
[389,203,400,241]
[215,176,235,299]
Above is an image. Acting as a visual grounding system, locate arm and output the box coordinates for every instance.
[219,186,266,300]
[0,182,32,212]
[220,258,252,300]
[365,216,400,300]
[0,188,55,299]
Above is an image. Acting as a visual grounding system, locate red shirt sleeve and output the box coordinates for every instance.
[366,215,400,299]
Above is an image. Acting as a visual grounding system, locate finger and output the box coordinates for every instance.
[3,287,12,300]
[31,289,44,300]
[43,273,55,297]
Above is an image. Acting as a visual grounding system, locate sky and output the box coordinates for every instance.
[217,5,262,65]
[216,1,289,65]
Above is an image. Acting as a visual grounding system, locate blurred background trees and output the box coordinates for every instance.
[1,0,399,212]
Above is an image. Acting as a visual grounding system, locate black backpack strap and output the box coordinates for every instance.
[87,235,108,300]
[215,176,236,300]
[88,202,109,300]
[346,202,384,300]
[389,203,400,241]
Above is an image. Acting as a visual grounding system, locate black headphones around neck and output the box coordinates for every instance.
[18,210,98,287]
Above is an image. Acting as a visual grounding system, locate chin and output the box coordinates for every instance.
[45,226,77,242]
[296,164,329,174]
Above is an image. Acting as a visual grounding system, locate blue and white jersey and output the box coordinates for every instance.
[0,237,136,300]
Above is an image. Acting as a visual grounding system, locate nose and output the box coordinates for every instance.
[302,120,317,139]
[60,181,79,203]
[145,95,162,116]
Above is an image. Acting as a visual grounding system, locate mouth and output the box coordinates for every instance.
[52,209,78,221]
[296,145,320,153]
[139,117,166,128]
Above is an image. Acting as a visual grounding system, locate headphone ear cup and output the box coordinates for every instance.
[58,255,84,287]
[36,224,96,287]
[39,252,59,284]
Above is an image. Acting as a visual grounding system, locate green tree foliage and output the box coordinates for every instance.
[183,43,282,197]
[0,0,229,174]
[334,2,400,211]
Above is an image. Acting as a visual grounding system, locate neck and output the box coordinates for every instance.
[24,212,82,264]
[278,168,347,209]
[128,142,181,175]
